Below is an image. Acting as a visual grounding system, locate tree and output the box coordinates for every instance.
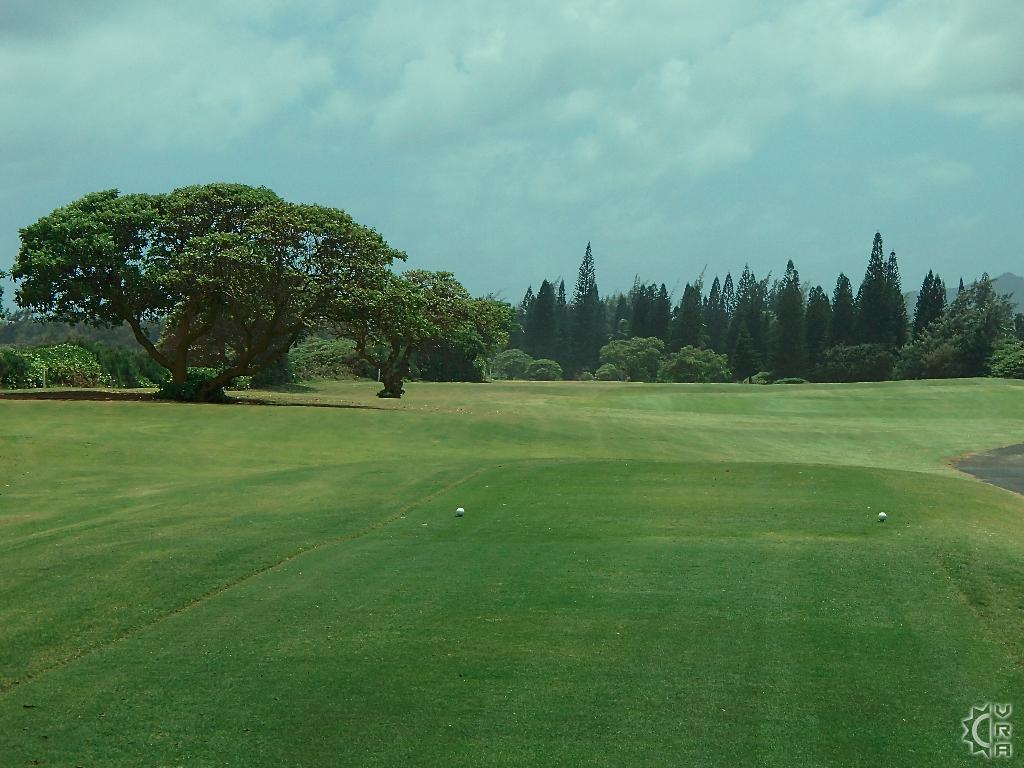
[509,286,533,349]
[885,250,909,347]
[525,280,558,361]
[989,339,1024,379]
[703,276,730,354]
[526,358,563,381]
[814,344,895,382]
[897,274,1014,379]
[728,265,770,362]
[13,184,398,401]
[829,273,856,346]
[651,283,672,344]
[490,349,534,380]
[598,337,665,382]
[804,286,831,367]
[659,346,731,383]
[671,282,704,351]
[855,232,891,345]
[771,259,807,377]
[335,270,511,397]
[571,242,605,373]
[730,325,762,382]
[628,280,654,339]
[912,270,946,339]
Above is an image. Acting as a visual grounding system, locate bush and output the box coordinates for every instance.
[71,339,168,388]
[251,353,294,387]
[599,337,665,382]
[595,363,626,381]
[989,339,1024,379]
[813,344,895,382]
[774,377,808,384]
[0,348,37,388]
[658,346,731,383]
[32,344,104,387]
[156,367,231,403]
[525,359,563,381]
[289,337,373,380]
[576,370,595,381]
[749,371,773,385]
[490,349,534,380]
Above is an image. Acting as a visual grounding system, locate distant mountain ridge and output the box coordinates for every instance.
[904,272,1024,313]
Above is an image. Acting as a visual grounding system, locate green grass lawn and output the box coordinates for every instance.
[1,379,1023,766]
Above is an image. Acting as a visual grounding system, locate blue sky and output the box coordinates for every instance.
[1,0,1021,305]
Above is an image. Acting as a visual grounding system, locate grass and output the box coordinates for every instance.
[1,378,1023,766]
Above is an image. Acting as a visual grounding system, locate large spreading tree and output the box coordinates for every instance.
[13,184,400,400]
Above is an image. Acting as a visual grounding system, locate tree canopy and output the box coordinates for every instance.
[13,184,400,400]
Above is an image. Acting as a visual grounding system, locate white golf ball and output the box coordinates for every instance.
[455,507,465,517]
[878,512,887,522]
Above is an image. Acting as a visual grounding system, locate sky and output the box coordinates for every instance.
[1,0,1022,306]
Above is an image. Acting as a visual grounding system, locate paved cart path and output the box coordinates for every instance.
[956,444,1024,495]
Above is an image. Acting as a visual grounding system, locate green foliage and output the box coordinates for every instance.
[659,346,731,383]
[898,275,1014,379]
[854,234,907,347]
[289,337,372,380]
[490,349,534,380]
[576,370,595,381]
[28,344,104,387]
[14,184,400,401]
[770,260,806,378]
[748,371,774,384]
[829,273,856,346]
[599,336,665,382]
[671,282,704,351]
[595,362,626,381]
[774,377,808,384]
[988,340,1024,379]
[251,354,295,387]
[72,339,168,388]
[571,242,606,373]
[730,325,762,382]
[814,344,895,382]
[913,270,947,339]
[805,286,831,367]
[0,348,36,388]
[156,367,231,402]
[525,358,563,381]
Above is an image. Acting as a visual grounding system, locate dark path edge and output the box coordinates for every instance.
[953,444,1024,496]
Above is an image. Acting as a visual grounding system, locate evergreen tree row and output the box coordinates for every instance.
[507,232,1007,382]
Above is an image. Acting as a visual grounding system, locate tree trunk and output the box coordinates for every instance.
[377,371,405,398]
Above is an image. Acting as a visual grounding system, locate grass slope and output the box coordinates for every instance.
[1,379,1022,766]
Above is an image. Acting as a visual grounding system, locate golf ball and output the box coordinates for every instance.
[878,512,887,522]
[455,507,465,517]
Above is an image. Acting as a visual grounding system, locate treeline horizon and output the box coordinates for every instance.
[504,233,1024,383]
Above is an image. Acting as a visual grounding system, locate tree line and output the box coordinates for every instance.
[500,233,1024,383]
[3,184,511,401]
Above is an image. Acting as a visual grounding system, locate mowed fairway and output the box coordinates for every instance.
[1,380,1023,766]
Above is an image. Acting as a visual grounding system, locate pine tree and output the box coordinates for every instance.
[958,277,965,294]
[722,273,736,316]
[885,250,909,347]
[570,242,606,373]
[629,280,654,339]
[830,273,855,346]
[855,232,890,345]
[770,259,807,377]
[511,286,535,349]
[612,294,630,338]
[671,282,705,350]
[703,276,730,353]
[731,325,762,382]
[804,285,831,367]
[554,279,572,372]
[727,265,770,361]
[913,270,946,339]
[525,279,558,361]
[651,283,672,344]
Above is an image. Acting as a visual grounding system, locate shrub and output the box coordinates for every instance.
[289,337,373,380]
[813,344,895,382]
[774,377,808,384]
[576,370,595,381]
[71,339,168,388]
[658,346,731,383]
[989,339,1024,379]
[0,348,37,388]
[156,368,231,403]
[599,337,665,382]
[749,371,773,385]
[32,344,104,387]
[525,359,563,381]
[595,363,626,381]
[251,354,294,387]
[490,349,534,380]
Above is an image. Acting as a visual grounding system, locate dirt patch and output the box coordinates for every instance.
[955,445,1024,495]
